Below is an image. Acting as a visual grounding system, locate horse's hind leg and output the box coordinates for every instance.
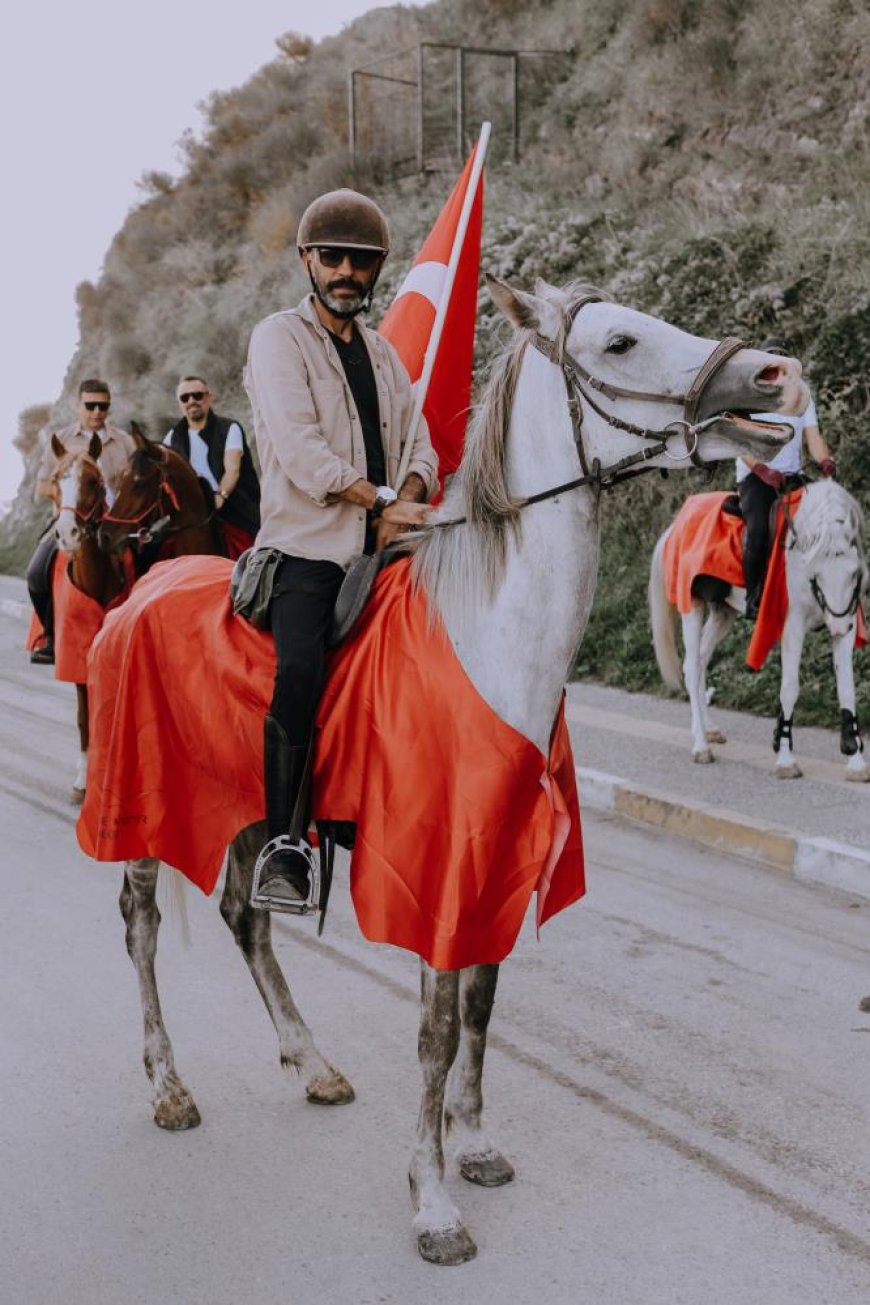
[120,859,201,1130]
[410,963,477,1266]
[219,825,353,1105]
[699,604,736,744]
[682,605,712,762]
[71,684,88,804]
[445,964,514,1188]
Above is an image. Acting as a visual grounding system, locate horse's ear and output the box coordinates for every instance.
[130,422,150,452]
[88,433,102,461]
[51,433,66,459]
[485,274,562,341]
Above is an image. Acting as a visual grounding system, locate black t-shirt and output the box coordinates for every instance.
[329,329,386,554]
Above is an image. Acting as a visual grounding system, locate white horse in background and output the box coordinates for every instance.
[96,276,806,1266]
[649,478,868,778]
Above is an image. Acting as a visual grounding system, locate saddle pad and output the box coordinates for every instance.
[77,555,585,969]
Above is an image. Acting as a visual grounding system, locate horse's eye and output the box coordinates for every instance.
[606,335,636,355]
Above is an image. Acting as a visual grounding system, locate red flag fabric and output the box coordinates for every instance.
[378,145,484,485]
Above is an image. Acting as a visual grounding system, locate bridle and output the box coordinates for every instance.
[427,295,747,530]
[100,446,213,552]
[54,457,107,542]
[528,293,747,484]
[809,573,863,620]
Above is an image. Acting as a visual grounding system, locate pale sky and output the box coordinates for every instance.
[0,1,425,508]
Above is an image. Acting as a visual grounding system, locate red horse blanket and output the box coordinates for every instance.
[661,490,865,670]
[77,556,585,969]
[25,552,125,683]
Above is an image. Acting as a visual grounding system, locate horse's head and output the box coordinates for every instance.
[790,480,868,639]
[98,426,202,553]
[50,432,107,552]
[486,276,807,474]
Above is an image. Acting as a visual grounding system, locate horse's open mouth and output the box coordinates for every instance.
[721,411,794,437]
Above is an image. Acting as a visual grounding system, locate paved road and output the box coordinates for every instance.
[2,608,870,1304]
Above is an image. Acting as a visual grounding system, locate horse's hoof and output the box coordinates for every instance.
[305,1068,355,1105]
[71,787,85,806]
[705,729,727,744]
[845,767,870,784]
[692,749,714,764]
[153,1093,201,1130]
[775,764,802,780]
[459,1150,515,1187]
[417,1224,477,1266]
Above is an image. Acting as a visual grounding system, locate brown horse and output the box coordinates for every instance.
[98,425,223,562]
[50,433,125,800]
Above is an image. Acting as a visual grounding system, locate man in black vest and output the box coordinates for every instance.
[164,375,260,558]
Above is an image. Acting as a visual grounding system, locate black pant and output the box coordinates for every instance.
[26,535,58,635]
[738,473,777,610]
[269,555,345,747]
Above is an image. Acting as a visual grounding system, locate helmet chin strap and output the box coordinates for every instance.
[308,268,379,320]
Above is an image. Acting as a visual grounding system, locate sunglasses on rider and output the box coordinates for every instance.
[179,391,207,404]
[315,246,381,272]
[83,401,110,412]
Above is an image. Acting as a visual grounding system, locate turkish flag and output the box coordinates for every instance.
[378,144,485,486]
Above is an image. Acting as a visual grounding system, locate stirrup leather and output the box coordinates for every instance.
[250,835,320,915]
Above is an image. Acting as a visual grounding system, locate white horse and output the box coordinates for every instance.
[649,479,868,778]
[106,277,804,1266]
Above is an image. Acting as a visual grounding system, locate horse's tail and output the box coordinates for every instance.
[649,531,682,691]
[157,865,191,947]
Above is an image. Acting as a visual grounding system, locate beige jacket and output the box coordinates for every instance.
[244,295,439,567]
[37,423,137,498]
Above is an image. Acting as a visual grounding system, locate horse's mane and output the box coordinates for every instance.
[411,280,605,628]
[794,480,866,566]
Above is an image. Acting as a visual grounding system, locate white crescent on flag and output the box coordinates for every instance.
[392,260,448,311]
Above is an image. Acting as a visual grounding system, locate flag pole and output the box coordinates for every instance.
[396,120,491,486]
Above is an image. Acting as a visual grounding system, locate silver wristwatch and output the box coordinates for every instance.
[371,485,398,519]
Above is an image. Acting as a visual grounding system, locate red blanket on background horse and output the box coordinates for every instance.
[77,556,585,969]
[661,489,866,670]
[25,552,128,683]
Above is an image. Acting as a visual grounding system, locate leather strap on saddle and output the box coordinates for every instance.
[330,546,411,647]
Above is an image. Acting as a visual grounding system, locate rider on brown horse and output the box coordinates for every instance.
[27,379,136,663]
[242,188,438,913]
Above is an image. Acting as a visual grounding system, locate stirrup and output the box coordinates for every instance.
[250,835,320,916]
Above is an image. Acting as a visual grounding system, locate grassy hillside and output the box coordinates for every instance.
[4,0,869,724]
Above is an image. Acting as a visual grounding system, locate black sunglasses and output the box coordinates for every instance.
[179,391,207,404]
[315,246,381,272]
[83,401,110,412]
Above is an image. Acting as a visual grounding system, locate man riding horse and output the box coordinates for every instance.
[164,374,261,559]
[27,378,136,663]
[737,336,836,620]
[242,188,438,913]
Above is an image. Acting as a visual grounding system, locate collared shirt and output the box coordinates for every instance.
[38,423,138,501]
[244,294,439,568]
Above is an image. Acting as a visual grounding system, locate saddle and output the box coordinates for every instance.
[231,545,411,644]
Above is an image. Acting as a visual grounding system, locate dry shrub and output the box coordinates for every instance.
[249,194,298,255]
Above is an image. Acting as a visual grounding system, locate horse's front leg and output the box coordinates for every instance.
[775,611,805,778]
[411,964,477,1265]
[699,604,737,744]
[119,859,201,1129]
[219,825,353,1104]
[831,628,869,781]
[445,964,515,1187]
[71,683,88,804]
[682,605,712,762]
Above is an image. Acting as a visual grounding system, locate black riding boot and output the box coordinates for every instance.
[253,714,315,909]
[742,545,768,621]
